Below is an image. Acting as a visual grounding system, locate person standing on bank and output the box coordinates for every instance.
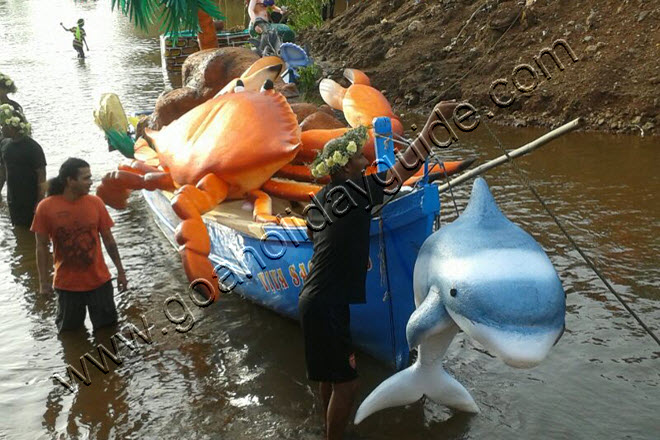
[60,19,89,59]
[31,158,128,332]
[0,106,46,227]
[299,103,456,440]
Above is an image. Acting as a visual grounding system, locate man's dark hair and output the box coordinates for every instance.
[47,157,89,196]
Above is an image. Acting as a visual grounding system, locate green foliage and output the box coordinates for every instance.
[297,63,322,101]
[277,0,328,31]
[111,0,225,35]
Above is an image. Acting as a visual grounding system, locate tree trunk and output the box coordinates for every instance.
[197,10,219,50]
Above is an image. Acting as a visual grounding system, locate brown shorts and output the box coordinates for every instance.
[299,296,357,383]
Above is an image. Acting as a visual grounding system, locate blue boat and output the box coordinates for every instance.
[141,117,441,371]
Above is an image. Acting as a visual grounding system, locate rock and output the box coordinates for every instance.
[300,111,346,131]
[278,83,299,98]
[385,47,398,59]
[318,105,336,116]
[586,10,598,28]
[638,11,650,22]
[513,118,526,127]
[631,116,642,125]
[147,87,204,131]
[583,36,593,42]
[642,122,655,131]
[585,44,598,53]
[147,47,261,130]
[407,20,423,33]
[597,118,605,125]
[404,92,420,106]
[489,4,523,31]
[182,47,259,93]
[289,103,319,123]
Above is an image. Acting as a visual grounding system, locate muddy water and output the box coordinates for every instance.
[0,1,658,439]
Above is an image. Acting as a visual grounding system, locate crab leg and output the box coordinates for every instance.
[249,189,308,227]
[261,178,323,203]
[171,173,229,301]
[96,166,176,210]
[275,164,330,184]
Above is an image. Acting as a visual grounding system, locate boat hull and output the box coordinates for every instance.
[142,184,440,370]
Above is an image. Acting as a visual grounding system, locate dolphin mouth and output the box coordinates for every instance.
[448,311,563,369]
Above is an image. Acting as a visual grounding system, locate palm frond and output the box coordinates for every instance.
[111,0,224,35]
[111,0,159,32]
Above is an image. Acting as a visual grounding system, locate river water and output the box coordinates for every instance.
[0,1,658,439]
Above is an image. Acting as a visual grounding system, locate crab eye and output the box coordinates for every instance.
[450,288,458,297]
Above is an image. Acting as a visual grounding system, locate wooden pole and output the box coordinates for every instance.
[436,118,582,193]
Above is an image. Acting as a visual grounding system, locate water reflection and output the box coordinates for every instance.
[44,327,129,439]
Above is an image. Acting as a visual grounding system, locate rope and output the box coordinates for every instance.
[481,121,660,346]
[374,131,410,148]
[378,217,399,366]
[435,157,460,217]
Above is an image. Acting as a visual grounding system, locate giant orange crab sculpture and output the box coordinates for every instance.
[97,59,472,301]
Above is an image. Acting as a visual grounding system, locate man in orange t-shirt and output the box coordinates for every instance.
[31,157,128,332]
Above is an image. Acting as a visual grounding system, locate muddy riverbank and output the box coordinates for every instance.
[301,0,659,136]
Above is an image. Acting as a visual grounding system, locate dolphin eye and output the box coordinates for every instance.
[450,288,458,297]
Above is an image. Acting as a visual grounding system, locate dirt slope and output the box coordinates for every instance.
[301,0,659,135]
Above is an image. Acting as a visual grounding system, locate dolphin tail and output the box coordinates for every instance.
[354,360,479,424]
[319,78,346,111]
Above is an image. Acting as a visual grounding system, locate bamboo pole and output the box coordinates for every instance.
[436,118,582,193]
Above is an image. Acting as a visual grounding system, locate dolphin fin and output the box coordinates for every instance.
[355,357,479,424]
[406,287,452,349]
[319,78,346,111]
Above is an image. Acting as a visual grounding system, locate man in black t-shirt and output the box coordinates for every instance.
[299,103,456,440]
[0,122,46,227]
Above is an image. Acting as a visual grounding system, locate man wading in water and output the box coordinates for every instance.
[299,102,457,439]
[60,19,89,59]
[31,158,127,332]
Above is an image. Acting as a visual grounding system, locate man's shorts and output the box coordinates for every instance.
[299,296,357,383]
[55,280,118,332]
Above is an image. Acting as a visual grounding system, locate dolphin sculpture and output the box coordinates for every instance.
[355,177,566,423]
